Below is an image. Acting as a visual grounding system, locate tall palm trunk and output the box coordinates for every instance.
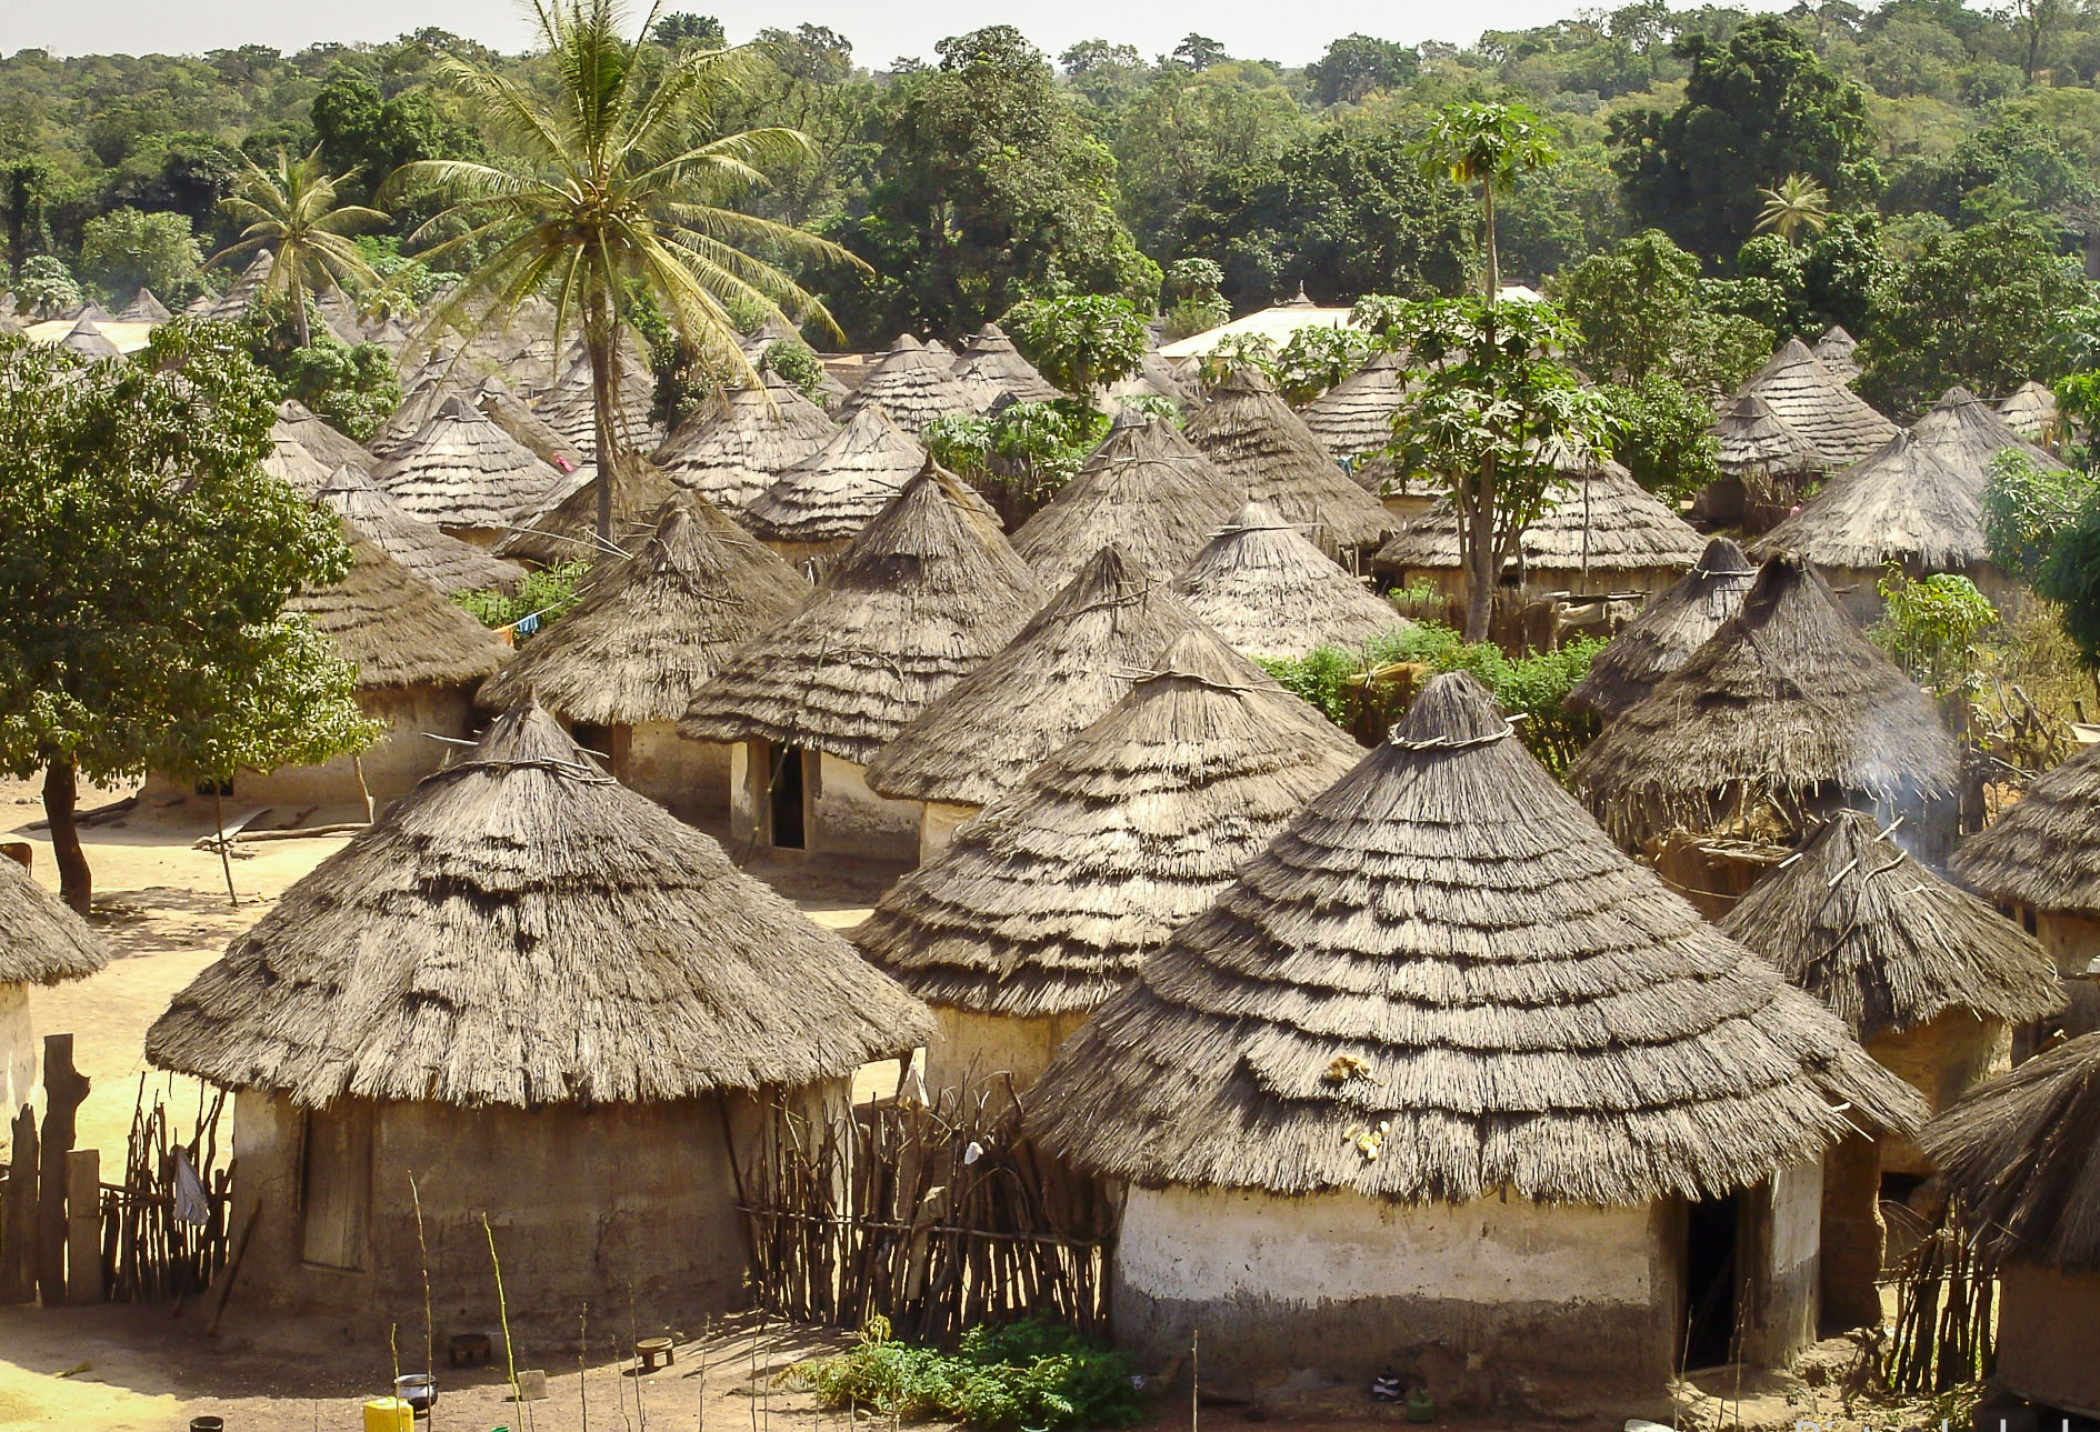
[1463,453,1497,642]
[43,760,91,915]
[290,268,311,349]
[584,294,621,547]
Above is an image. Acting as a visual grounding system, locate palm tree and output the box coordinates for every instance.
[388,0,863,544]
[1755,174,1832,245]
[1416,101,1558,305]
[209,146,386,348]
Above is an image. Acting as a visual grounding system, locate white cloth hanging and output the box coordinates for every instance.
[0,984,35,1119]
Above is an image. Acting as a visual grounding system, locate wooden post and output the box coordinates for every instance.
[66,1149,100,1305]
[37,1034,88,1308]
[1,1107,36,1301]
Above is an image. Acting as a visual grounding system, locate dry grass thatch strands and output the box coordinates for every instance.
[1720,809,2062,1040]
[1814,325,1860,382]
[1186,367,1395,551]
[1176,502,1409,659]
[1568,537,1757,717]
[840,335,982,436]
[1731,337,1896,467]
[854,625,1361,1017]
[741,403,926,546]
[366,367,466,463]
[479,493,807,725]
[495,456,673,567]
[1009,413,1245,588]
[1373,461,1706,581]
[472,374,579,468]
[145,698,932,1105]
[1753,429,1989,572]
[864,544,1211,806]
[1714,393,1826,485]
[679,459,1044,764]
[59,318,121,359]
[1298,351,1406,461]
[0,857,108,986]
[276,399,380,476]
[374,395,571,532]
[534,331,660,457]
[1952,740,2100,918]
[1998,381,2060,444]
[650,373,839,508]
[1911,384,2065,483]
[317,463,526,595]
[293,526,511,690]
[260,429,339,500]
[950,322,1062,408]
[1568,556,1961,846]
[1026,670,1924,1202]
[118,287,172,323]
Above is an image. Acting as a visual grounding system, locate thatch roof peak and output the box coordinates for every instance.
[651,374,839,508]
[0,858,108,987]
[1911,384,2066,482]
[1721,810,2061,1041]
[119,287,172,323]
[1028,667,1924,1203]
[318,463,526,595]
[1177,501,1406,658]
[496,457,671,568]
[60,318,121,358]
[951,323,1061,407]
[1734,337,1896,466]
[1998,380,2060,443]
[1715,392,1825,479]
[1568,537,1758,717]
[1951,740,2100,918]
[1010,416,1244,588]
[374,394,567,531]
[1752,429,1990,572]
[742,403,926,546]
[840,337,980,436]
[1299,352,1407,461]
[1186,367,1396,551]
[146,696,932,1107]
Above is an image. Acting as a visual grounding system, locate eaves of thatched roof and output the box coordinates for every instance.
[839,336,981,436]
[294,527,512,691]
[1568,538,1757,718]
[1714,393,1826,482]
[276,400,379,476]
[479,494,806,727]
[146,699,931,1107]
[1752,429,1988,572]
[854,624,1360,1018]
[1186,367,1395,551]
[261,430,339,499]
[1732,337,1896,467]
[950,323,1061,408]
[1176,502,1407,659]
[741,403,925,546]
[319,464,525,595]
[0,858,108,987]
[1952,741,2100,918]
[496,458,672,568]
[650,374,838,509]
[679,460,1043,764]
[374,396,570,532]
[1911,384,2066,486]
[1298,351,1405,461]
[1373,462,1705,579]
[1027,670,1924,1203]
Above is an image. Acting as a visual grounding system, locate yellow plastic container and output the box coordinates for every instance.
[363,1397,415,1432]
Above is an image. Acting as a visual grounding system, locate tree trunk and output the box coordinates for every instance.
[1462,486,1496,643]
[291,269,310,349]
[1482,185,1500,305]
[584,306,621,548]
[41,762,90,916]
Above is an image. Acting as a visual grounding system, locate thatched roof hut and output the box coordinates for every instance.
[1298,351,1405,461]
[260,428,339,499]
[1175,502,1406,659]
[473,374,580,469]
[1,857,107,988]
[1998,380,2062,446]
[496,457,673,568]
[1568,537,1757,718]
[950,322,1061,408]
[297,528,510,693]
[58,318,121,359]
[1568,555,1961,855]
[276,400,377,476]
[741,404,926,559]
[1730,337,1895,467]
[1008,412,1244,589]
[373,395,568,538]
[854,624,1360,1086]
[1027,670,1920,1399]
[317,464,525,595]
[366,367,466,462]
[535,333,659,457]
[208,249,273,319]
[651,373,838,509]
[1912,384,2064,479]
[1715,393,1824,484]
[839,335,980,436]
[118,288,172,323]
[1813,325,1859,381]
[1185,367,1394,552]
[864,544,1206,814]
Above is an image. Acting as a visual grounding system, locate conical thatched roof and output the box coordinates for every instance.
[864,545,1209,806]
[473,374,579,468]
[210,248,273,318]
[118,287,172,323]
[1568,556,1961,846]
[742,404,927,547]
[679,460,1043,764]
[145,699,931,1107]
[1731,337,1895,466]
[651,373,838,508]
[1952,741,2100,918]
[1720,810,2061,1041]
[479,494,806,726]
[1176,502,1407,659]
[318,464,525,595]
[367,367,467,462]
[1568,538,1758,718]
[58,318,121,359]
[1998,381,2060,444]
[261,429,339,499]
[1911,384,2065,485]
[536,334,659,457]
[276,399,377,475]
[1714,392,1826,483]
[1920,1031,2100,1271]
[496,457,673,568]
[1814,325,1860,381]
[1374,461,1705,582]
[950,322,1061,408]
[1753,430,1987,572]
[0,857,108,987]
[1028,670,1923,1202]
[1298,351,1405,461]
[1102,347,1201,408]
[374,395,568,532]
[840,335,985,436]
[854,625,1360,1017]
[294,527,511,690]
[1186,367,1394,551]
[1009,413,1244,589]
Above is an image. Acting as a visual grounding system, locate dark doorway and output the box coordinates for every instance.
[769,744,806,850]
[1683,1192,1743,1370]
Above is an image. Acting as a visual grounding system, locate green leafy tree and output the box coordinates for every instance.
[0,154,52,279]
[1110,64,1308,243]
[1269,325,1377,403]
[1553,229,1772,390]
[310,66,479,206]
[1307,35,1420,105]
[1872,568,1998,699]
[924,401,1104,523]
[0,322,369,911]
[1173,34,1227,70]
[1162,256,1229,341]
[12,253,81,315]
[79,206,203,303]
[391,0,860,545]
[1984,447,2095,580]
[1754,173,1832,244]
[2038,501,2100,675]
[1416,100,1559,303]
[1601,373,1725,499]
[1002,294,1148,398]
[652,12,726,47]
[209,145,386,347]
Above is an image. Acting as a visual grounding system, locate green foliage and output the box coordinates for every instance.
[763,340,828,404]
[923,401,1106,517]
[275,336,403,442]
[1269,324,1378,403]
[13,254,81,315]
[1002,294,1149,396]
[1871,567,1999,698]
[652,13,727,47]
[453,560,593,640]
[804,1320,1145,1432]
[78,206,202,303]
[1553,228,1771,390]
[1983,448,2095,581]
[310,65,478,206]
[2038,501,2100,674]
[1600,373,1724,499]
[1161,257,1230,341]
[1307,35,1420,106]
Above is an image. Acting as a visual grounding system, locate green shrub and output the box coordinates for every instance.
[1873,566,1997,699]
[453,559,592,641]
[804,1319,1145,1432]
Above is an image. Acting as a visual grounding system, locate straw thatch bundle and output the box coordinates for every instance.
[651,373,838,508]
[317,464,526,595]
[1731,337,1896,466]
[741,404,927,547]
[950,323,1061,408]
[1568,538,1757,717]
[1952,741,2100,918]
[1174,502,1407,659]
[1753,431,1985,573]
[71,301,115,324]
[1373,461,1705,584]
[473,374,580,468]
[276,399,378,476]
[535,333,659,456]
[1814,325,1860,382]
[1009,413,1244,589]
[864,545,1208,806]
[1028,670,1923,1201]
[295,527,511,691]
[680,460,1043,764]
[374,396,569,533]
[496,458,674,568]
[854,625,1360,1017]
[1720,810,2061,1041]
[146,698,931,1106]
[1998,381,2061,445]
[1186,367,1394,551]
[1298,352,1405,461]
[118,288,172,323]
[0,858,107,987]
[1568,556,1960,846]
[839,335,980,436]
[479,494,806,726]
[1919,1031,2100,1270]
[1714,392,1825,486]
[367,367,467,462]
[59,318,121,359]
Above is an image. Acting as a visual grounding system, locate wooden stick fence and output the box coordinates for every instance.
[98,1075,232,1304]
[1882,1200,1995,1397]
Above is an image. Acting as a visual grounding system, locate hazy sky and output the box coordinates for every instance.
[2,0,1634,69]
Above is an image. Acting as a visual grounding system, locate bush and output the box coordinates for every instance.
[804,1319,1145,1432]
[453,560,592,641]
[1983,448,2095,583]
[1872,566,1997,698]
[764,340,828,404]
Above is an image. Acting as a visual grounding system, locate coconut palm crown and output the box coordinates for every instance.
[209,146,387,347]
